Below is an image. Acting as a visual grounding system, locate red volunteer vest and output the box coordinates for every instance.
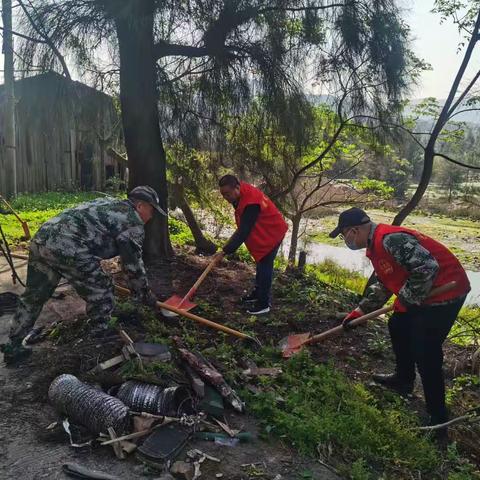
[366,224,470,312]
[235,182,288,262]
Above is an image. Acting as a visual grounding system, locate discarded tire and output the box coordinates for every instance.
[48,374,130,434]
[115,381,192,416]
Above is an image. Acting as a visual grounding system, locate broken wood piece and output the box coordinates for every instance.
[187,449,220,463]
[107,427,126,459]
[101,428,152,446]
[176,343,244,412]
[120,440,137,454]
[242,367,282,377]
[119,329,144,372]
[133,415,157,433]
[99,354,128,371]
[213,418,238,438]
[185,365,206,398]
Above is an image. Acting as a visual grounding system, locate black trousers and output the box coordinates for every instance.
[388,298,465,421]
[254,244,281,307]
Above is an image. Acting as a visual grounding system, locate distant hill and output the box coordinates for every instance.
[407,98,480,125]
[307,94,480,125]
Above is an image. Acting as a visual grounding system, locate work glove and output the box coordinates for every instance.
[144,290,158,308]
[342,307,364,330]
[213,251,225,261]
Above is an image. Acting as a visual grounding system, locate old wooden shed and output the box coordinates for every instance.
[0,72,125,197]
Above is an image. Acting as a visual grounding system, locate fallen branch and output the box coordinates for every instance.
[415,414,480,431]
[100,428,153,446]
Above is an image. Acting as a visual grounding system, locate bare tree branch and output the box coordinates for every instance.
[447,68,480,118]
[17,0,71,79]
[0,25,45,43]
[434,152,480,170]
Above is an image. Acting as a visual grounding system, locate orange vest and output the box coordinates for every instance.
[235,182,288,262]
[366,224,470,311]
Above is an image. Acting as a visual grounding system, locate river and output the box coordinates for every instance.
[287,242,480,306]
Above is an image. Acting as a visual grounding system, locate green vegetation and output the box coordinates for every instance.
[0,190,196,248]
[1,191,103,244]
[246,351,439,478]
[2,192,479,478]
[305,259,367,294]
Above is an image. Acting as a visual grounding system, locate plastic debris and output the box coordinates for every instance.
[214,437,239,447]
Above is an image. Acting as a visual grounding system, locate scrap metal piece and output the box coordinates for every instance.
[116,381,193,416]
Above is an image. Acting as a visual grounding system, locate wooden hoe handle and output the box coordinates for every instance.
[306,280,459,346]
[114,283,251,341]
[178,254,222,307]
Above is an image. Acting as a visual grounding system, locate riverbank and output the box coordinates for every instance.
[306,208,480,271]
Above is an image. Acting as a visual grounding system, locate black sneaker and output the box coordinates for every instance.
[1,340,32,365]
[247,302,271,315]
[372,373,414,395]
[240,291,258,304]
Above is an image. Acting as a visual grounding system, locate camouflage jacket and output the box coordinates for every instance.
[359,223,447,312]
[33,198,152,303]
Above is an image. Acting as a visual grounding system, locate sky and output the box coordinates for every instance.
[405,0,480,99]
[0,1,478,100]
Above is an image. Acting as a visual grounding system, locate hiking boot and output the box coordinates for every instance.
[372,373,414,395]
[247,302,271,315]
[240,291,258,304]
[1,340,32,365]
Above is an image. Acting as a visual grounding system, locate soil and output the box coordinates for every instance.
[0,252,338,480]
[1,249,479,479]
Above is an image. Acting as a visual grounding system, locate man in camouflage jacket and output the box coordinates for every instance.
[2,186,166,364]
[330,208,470,428]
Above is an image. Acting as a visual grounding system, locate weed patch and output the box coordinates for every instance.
[246,351,440,478]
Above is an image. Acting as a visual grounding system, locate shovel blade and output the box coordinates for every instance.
[280,333,311,358]
[161,295,197,317]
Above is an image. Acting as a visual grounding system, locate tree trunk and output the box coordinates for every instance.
[112,1,173,296]
[113,1,172,260]
[2,0,17,198]
[172,183,217,255]
[288,213,302,266]
[393,10,480,226]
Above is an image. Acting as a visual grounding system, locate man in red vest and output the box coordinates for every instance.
[330,208,470,427]
[217,175,288,315]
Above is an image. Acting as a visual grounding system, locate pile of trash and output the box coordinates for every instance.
[47,331,250,479]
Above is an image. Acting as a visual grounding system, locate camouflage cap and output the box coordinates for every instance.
[128,186,167,216]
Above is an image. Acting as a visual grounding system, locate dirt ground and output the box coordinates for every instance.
[1,250,479,479]
[0,253,340,480]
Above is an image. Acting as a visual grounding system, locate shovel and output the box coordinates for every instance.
[0,194,31,240]
[161,254,222,317]
[114,284,260,346]
[281,281,458,358]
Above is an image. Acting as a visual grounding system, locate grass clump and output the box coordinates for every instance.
[168,217,194,247]
[307,259,367,295]
[246,350,439,479]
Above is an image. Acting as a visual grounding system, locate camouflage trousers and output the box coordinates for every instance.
[10,241,114,341]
